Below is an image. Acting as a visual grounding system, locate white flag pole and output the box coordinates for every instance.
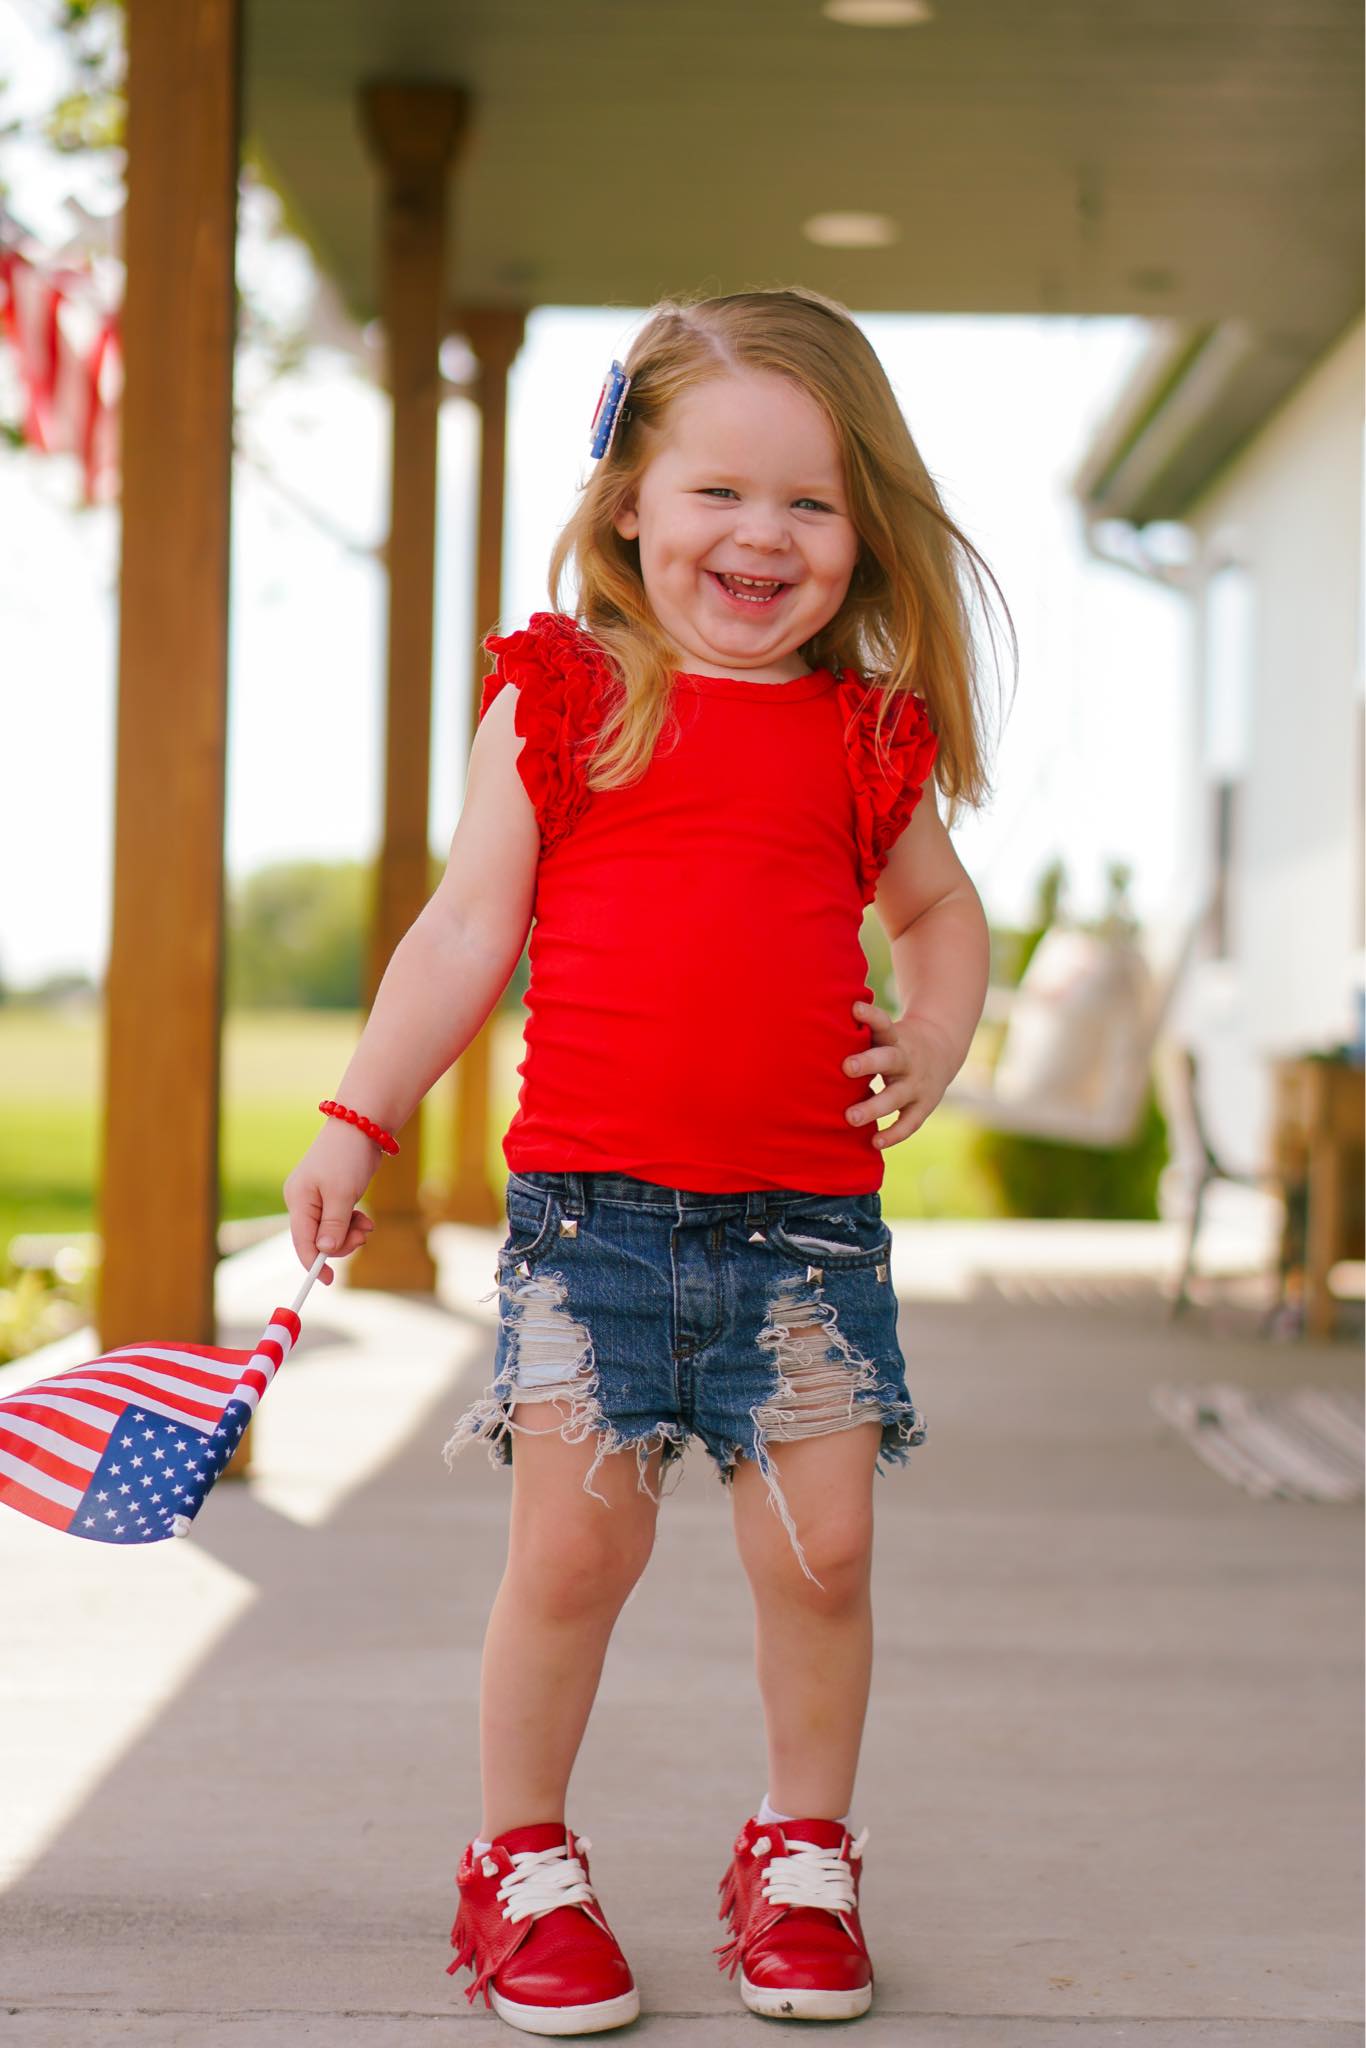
[290,1250,330,1316]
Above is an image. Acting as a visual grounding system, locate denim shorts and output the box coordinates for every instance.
[443,1169,926,1578]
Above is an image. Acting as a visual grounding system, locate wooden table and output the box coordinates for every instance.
[1270,1058,1365,1338]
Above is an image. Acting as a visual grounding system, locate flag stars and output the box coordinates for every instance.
[6,1329,294,1547]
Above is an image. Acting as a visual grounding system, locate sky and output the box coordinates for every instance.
[0,7,1191,991]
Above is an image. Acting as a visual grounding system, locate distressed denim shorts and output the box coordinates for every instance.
[443,1169,926,1577]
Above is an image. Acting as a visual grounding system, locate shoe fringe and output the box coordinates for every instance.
[448,1907,497,2009]
[714,1861,743,1979]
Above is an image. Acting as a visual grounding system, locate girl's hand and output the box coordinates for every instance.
[282,1121,379,1285]
[843,999,957,1151]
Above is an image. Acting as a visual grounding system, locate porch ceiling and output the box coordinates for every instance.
[246,0,1362,349]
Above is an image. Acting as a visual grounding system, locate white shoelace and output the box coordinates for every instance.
[482,1837,597,1924]
[752,1828,869,1913]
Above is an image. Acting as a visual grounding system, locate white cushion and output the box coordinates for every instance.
[993,927,1154,1119]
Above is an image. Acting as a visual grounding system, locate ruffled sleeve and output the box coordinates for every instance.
[478,611,614,855]
[836,673,941,907]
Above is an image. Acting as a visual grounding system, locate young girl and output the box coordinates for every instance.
[284,285,1008,2035]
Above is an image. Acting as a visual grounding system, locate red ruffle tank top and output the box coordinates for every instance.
[480,612,939,1194]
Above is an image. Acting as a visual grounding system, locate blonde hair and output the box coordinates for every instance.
[540,284,1015,819]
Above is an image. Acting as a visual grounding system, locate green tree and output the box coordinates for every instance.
[226,859,373,1010]
[225,855,532,1013]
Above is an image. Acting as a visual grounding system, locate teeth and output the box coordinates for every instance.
[716,572,784,602]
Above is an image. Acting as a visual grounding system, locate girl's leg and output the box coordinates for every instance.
[729,1420,882,1818]
[479,1401,663,1841]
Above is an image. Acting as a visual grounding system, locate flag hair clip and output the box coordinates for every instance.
[589,359,632,460]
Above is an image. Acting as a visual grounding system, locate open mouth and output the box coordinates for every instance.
[707,570,790,609]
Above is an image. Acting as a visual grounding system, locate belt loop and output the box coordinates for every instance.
[561,1170,586,1218]
[744,1188,769,1226]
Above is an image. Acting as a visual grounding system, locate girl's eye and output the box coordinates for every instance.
[699,489,836,513]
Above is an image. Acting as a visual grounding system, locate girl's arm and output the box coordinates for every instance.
[326,685,540,1132]
[844,789,991,1151]
[282,686,538,1275]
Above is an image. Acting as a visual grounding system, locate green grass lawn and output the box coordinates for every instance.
[0,1000,998,1271]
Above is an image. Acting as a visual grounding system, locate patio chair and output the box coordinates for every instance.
[1154,1039,1294,1324]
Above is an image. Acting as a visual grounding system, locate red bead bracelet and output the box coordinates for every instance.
[318,1098,401,1156]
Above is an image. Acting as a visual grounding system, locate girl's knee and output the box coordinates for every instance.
[740,1468,874,1602]
[507,1417,658,1608]
[733,1424,877,1597]
[510,1511,654,1615]
[777,1516,873,1604]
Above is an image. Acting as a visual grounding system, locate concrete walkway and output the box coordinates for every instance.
[1,1212,1360,2044]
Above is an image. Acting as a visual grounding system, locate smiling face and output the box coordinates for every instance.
[612,369,861,682]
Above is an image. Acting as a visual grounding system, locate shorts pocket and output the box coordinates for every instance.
[766,1198,891,1273]
[500,1176,560,1266]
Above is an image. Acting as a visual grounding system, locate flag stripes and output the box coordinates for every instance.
[0,1306,302,1544]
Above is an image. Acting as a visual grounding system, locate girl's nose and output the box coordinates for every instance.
[733,502,791,549]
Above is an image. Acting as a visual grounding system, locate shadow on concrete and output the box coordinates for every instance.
[1,1290,1361,2044]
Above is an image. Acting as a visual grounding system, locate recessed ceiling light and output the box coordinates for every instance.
[822,0,935,25]
[802,211,901,248]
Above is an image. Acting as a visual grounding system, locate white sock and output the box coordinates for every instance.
[757,1794,851,1829]
[473,1837,493,1855]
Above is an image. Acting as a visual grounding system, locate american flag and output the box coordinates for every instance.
[0,1305,303,1544]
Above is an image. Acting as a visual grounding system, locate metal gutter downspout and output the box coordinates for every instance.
[1073,320,1265,590]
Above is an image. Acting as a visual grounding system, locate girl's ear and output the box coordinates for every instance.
[613,497,641,541]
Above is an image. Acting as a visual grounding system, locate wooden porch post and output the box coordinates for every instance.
[352,81,469,1293]
[442,306,526,1226]
[99,0,241,1347]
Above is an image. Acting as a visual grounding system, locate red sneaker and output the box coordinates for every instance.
[448,1820,639,2035]
[715,1815,873,2021]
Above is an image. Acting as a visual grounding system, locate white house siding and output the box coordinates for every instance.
[1177,317,1363,1175]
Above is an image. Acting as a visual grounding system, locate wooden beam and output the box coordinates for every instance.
[99,0,241,1350]
[352,82,469,1291]
[442,306,526,1228]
